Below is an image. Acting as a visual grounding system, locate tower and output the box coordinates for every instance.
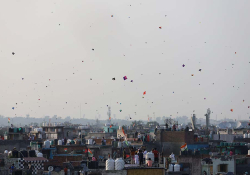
[204,108,211,129]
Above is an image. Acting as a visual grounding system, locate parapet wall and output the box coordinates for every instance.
[0,140,31,152]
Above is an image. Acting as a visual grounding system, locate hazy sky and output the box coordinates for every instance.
[1,0,250,121]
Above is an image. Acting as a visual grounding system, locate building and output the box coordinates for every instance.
[42,125,64,139]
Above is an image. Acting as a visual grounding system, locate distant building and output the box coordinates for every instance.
[42,125,64,139]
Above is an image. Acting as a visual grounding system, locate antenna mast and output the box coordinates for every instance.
[107,106,111,122]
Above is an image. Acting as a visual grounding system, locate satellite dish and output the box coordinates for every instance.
[48,166,54,172]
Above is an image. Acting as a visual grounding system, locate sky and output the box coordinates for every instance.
[0,0,250,121]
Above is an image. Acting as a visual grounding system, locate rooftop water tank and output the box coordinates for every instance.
[50,140,54,145]
[118,142,122,148]
[243,134,248,138]
[37,152,43,157]
[174,164,180,172]
[146,152,154,163]
[44,140,50,148]
[115,158,125,170]
[169,164,174,172]
[58,140,62,145]
[67,139,71,144]
[106,158,115,170]
[88,139,93,145]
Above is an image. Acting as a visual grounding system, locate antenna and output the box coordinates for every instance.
[107,106,111,122]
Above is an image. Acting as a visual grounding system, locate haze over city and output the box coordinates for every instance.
[1,0,250,121]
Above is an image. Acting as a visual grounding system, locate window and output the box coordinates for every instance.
[218,164,228,172]
[50,128,55,132]
[0,159,4,167]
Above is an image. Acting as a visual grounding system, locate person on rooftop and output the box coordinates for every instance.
[130,147,135,164]
[138,150,143,166]
[152,148,159,163]
[147,158,152,167]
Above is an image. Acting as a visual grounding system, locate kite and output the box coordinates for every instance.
[243,100,245,102]
[123,76,127,80]
[235,52,236,54]
[159,27,162,29]
[92,49,94,51]
[22,78,24,80]
[49,79,51,81]
[90,78,92,80]
[38,99,40,100]
[182,64,185,67]
[130,117,132,119]
[248,106,250,108]
[199,69,202,71]
[230,109,233,112]
[66,102,67,104]
[112,78,115,80]
[111,15,113,17]
[119,110,122,112]
[143,91,146,95]
[191,74,194,76]
[131,80,133,82]
[82,61,84,62]
[204,98,206,100]
[12,52,15,55]
[12,107,14,110]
